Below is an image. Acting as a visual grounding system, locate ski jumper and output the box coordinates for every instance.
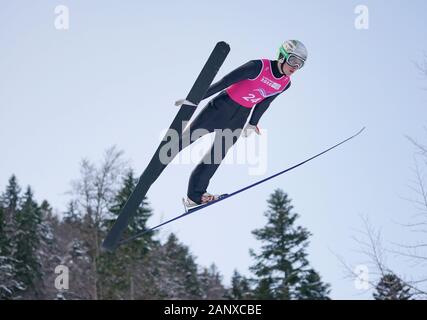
[180,59,291,204]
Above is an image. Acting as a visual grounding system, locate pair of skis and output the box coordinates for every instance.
[102,41,365,251]
[118,126,365,246]
[102,41,231,252]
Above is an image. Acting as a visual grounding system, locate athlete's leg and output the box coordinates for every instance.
[165,98,220,163]
[187,102,250,203]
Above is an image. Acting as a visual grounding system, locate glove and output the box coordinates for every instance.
[174,98,197,107]
[242,124,261,138]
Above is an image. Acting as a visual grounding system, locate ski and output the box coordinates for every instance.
[118,127,366,246]
[102,41,231,252]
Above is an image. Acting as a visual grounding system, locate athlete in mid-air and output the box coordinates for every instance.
[175,40,308,209]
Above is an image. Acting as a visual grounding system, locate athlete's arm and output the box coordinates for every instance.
[248,82,291,126]
[203,60,262,99]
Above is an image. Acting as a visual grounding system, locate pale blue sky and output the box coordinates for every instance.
[1,0,427,299]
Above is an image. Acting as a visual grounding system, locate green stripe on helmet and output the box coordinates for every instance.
[278,40,308,62]
[278,45,290,60]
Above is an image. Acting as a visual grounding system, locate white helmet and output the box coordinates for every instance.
[278,40,308,69]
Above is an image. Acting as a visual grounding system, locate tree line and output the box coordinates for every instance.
[0,146,414,300]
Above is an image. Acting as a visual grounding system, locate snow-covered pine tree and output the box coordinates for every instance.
[55,200,93,299]
[249,189,330,300]
[373,273,413,300]
[198,264,227,299]
[3,175,20,216]
[0,200,18,299]
[98,169,156,299]
[38,200,64,299]
[0,176,25,299]
[150,233,202,299]
[1,175,20,241]
[0,202,11,256]
[295,269,330,300]
[226,270,253,300]
[13,186,43,298]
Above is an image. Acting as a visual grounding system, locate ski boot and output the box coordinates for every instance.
[182,192,222,212]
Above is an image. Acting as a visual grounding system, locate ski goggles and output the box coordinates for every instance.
[285,54,305,69]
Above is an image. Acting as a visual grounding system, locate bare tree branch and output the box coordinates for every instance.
[67,146,129,299]
[406,135,427,156]
[337,215,427,298]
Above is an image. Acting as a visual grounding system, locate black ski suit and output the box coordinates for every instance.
[181,59,291,204]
